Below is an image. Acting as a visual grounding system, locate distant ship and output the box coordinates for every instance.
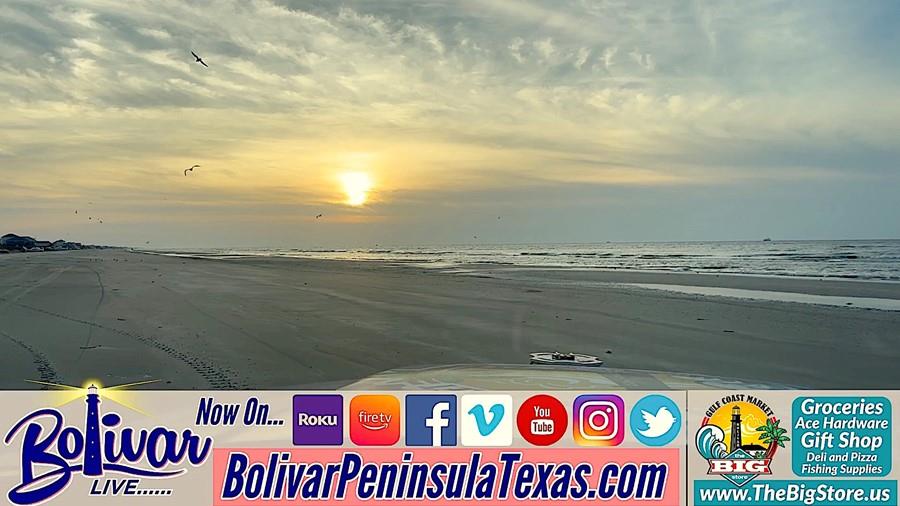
[762,237,772,242]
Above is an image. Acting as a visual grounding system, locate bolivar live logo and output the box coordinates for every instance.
[3,385,211,505]
[695,394,789,487]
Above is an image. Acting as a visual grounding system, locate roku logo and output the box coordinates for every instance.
[296,413,338,427]
[292,395,343,446]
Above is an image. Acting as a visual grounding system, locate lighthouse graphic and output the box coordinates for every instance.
[729,405,742,452]
[84,384,103,476]
[3,379,215,506]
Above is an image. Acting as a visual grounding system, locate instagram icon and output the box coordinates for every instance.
[573,394,625,446]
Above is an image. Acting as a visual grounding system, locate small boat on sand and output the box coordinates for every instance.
[529,352,604,367]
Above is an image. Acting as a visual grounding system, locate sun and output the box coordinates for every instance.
[340,172,373,206]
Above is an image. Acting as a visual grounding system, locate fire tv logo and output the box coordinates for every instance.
[516,395,567,446]
[349,395,400,446]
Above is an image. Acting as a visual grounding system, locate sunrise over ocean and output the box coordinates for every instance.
[1,1,898,390]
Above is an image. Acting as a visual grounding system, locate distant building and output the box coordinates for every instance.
[49,240,81,251]
[741,443,768,459]
[1,233,88,252]
[0,234,36,251]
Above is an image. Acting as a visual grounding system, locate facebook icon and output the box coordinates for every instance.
[405,395,457,446]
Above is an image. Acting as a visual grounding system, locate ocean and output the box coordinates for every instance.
[145,240,900,282]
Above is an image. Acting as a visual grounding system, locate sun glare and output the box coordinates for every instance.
[340,172,373,206]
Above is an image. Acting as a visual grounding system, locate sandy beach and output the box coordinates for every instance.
[0,249,898,390]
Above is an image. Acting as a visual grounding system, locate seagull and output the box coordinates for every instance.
[191,51,208,68]
[184,164,200,176]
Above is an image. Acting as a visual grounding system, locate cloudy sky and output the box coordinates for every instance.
[1,0,898,247]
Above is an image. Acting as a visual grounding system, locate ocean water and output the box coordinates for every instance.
[145,240,900,281]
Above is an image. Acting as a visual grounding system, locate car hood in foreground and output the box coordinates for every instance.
[340,364,796,391]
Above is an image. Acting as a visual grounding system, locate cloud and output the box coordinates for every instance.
[0,0,898,244]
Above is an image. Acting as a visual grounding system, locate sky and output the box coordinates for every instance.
[1,0,899,248]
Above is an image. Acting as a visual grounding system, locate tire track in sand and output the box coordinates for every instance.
[0,266,69,387]
[0,329,60,386]
[77,265,105,361]
[0,295,245,389]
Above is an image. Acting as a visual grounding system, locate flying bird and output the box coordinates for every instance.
[184,164,200,176]
[191,51,208,67]
[315,214,323,219]
[638,407,677,438]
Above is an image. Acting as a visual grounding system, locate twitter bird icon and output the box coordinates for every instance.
[630,395,681,446]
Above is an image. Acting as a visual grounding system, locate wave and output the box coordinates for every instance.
[138,240,900,281]
[735,253,860,260]
[696,425,728,459]
[520,252,615,257]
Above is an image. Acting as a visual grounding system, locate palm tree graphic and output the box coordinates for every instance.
[756,418,790,459]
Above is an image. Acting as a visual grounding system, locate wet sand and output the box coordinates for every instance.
[0,249,898,389]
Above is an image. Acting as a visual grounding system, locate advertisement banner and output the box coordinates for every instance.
[4,388,899,505]
[0,389,686,505]
[688,391,899,506]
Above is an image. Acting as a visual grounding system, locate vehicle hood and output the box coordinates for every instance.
[339,364,796,390]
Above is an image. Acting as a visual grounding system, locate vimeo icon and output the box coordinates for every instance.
[461,395,512,446]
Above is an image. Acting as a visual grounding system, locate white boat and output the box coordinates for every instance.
[529,352,604,367]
